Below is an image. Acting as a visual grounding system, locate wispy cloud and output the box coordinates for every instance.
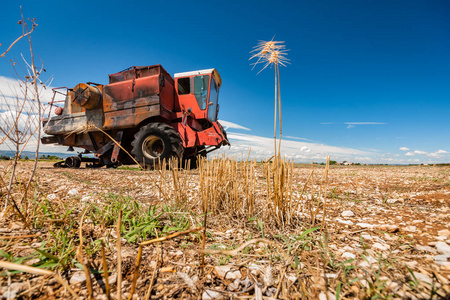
[219,120,251,131]
[321,121,387,129]
[284,135,319,143]
[216,131,371,163]
[399,147,410,151]
[403,149,448,158]
[345,122,387,125]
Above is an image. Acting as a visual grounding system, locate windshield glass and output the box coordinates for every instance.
[207,77,219,122]
[194,75,210,110]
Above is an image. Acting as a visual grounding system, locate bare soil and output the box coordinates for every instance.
[0,161,449,299]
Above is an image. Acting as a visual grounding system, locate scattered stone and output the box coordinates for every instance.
[434,255,448,262]
[361,234,373,240]
[413,272,433,285]
[70,271,87,285]
[404,226,417,233]
[1,282,27,299]
[81,196,91,202]
[336,218,353,225]
[356,223,373,228]
[47,193,57,200]
[202,289,224,300]
[67,189,79,196]
[108,273,117,285]
[437,229,450,238]
[376,224,399,233]
[405,261,418,268]
[214,265,241,280]
[341,210,355,217]
[319,292,336,300]
[435,242,450,257]
[416,245,436,254]
[342,252,356,259]
[372,243,389,251]
[10,222,23,230]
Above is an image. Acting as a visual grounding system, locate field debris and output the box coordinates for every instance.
[0,161,449,299]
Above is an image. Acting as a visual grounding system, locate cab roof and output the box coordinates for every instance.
[174,68,221,88]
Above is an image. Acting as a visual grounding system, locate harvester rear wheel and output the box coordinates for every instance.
[131,123,183,168]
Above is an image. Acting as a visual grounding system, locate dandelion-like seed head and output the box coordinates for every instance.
[250,39,289,73]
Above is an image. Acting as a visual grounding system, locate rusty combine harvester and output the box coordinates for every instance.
[42,65,229,168]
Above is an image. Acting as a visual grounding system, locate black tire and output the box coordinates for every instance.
[131,123,183,167]
[65,156,81,168]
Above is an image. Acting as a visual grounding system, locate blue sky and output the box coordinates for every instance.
[1,0,449,164]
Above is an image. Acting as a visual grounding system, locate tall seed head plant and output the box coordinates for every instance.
[250,39,293,226]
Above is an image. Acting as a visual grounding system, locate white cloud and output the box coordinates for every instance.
[414,150,427,155]
[321,122,387,128]
[219,120,250,131]
[405,152,415,156]
[436,150,448,154]
[399,147,410,151]
[284,136,319,143]
[215,131,370,163]
[345,122,387,125]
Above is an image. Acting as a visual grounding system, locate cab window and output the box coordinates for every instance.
[194,75,210,110]
[177,77,190,95]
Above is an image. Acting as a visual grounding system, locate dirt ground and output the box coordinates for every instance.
[0,161,449,299]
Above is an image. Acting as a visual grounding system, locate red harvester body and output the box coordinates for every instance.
[41,65,229,168]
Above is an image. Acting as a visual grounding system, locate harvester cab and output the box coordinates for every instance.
[174,69,221,123]
[42,65,229,169]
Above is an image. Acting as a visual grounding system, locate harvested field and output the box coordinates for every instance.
[0,160,449,299]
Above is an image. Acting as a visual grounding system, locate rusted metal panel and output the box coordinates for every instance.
[103,104,160,130]
[103,93,160,112]
[43,110,103,135]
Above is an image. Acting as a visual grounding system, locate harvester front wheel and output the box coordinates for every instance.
[131,123,183,167]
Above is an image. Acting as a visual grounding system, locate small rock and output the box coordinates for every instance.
[372,243,389,251]
[214,265,241,280]
[361,234,373,240]
[413,272,433,285]
[47,193,57,200]
[436,242,450,257]
[10,222,23,230]
[386,199,397,204]
[342,252,355,259]
[202,289,224,300]
[434,255,448,262]
[108,273,117,285]
[437,229,450,238]
[416,245,436,254]
[336,218,353,225]
[385,280,399,291]
[319,292,335,300]
[81,196,91,202]
[341,210,355,217]
[356,223,373,228]
[376,224,399,233]
[405,261,418,268]
[67,189,79,196]
[404,226,416,233]
[169,250,184,257]
[70,271,87,285]
[1,282,27,299]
